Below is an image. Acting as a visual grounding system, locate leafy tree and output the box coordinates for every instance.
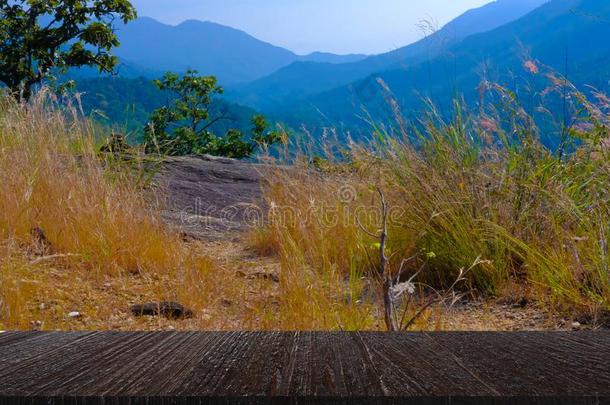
[144,70,283,158]
[0,0,137,99]
[251,114,284,147]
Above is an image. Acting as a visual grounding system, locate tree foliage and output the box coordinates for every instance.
[144,70,283,158]
[0,0,137,98]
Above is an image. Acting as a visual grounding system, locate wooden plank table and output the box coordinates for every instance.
[0,331,608,404]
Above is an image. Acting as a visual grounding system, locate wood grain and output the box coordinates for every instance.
[0,331,608,404]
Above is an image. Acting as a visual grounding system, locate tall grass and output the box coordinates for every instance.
[2,82,608,331]
[0,91,213,329]
[250,167,380,330]
[255,81,610,327]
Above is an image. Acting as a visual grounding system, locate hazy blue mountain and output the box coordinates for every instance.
[226,0,549,110]
[111,17,294,84]
[109,17,364,85]
[276,0,610,141]
[299,52,368,64]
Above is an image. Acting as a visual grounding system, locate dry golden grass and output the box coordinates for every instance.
[0,92,223,330]
[252,86,610,329]
[2,85,605,332]
[0,92,365,332]
[249,166,380,330]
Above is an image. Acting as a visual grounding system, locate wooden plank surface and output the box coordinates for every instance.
[0,331,608,404]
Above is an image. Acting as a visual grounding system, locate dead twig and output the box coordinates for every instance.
[358,186,484,332]
[29,253,81,266]
[358,186,397,331]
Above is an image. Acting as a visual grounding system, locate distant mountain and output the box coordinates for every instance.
[109,17,364,85]
[299,52,368,64]
[227,0,549,110]
[276,0,610,140]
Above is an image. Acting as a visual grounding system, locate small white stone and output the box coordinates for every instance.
[30,320,43,330]
[39,303,46,310]
[571,321,581,329]
[68,311,82,319]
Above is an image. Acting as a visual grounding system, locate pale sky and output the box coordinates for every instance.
[130,0,492,55]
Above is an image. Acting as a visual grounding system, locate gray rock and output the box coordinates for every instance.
[130,302,194,319]
[153,155,285,241]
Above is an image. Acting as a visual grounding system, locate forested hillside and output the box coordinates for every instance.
[75,77,259,141]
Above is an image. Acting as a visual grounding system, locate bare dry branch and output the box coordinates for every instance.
[356,214,379,239]
[29,253,81,266]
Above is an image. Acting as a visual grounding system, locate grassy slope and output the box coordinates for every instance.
[0,92,217,330]
[0,93,380,331]
[2,83,609,331]
[255,81,610,325]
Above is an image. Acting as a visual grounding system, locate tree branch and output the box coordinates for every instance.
[199,115,231,132]
[356,214,379,239]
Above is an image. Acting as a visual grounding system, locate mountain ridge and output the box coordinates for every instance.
[110,17,367,85]
[226,0,549,110]
[274,0,610,141]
